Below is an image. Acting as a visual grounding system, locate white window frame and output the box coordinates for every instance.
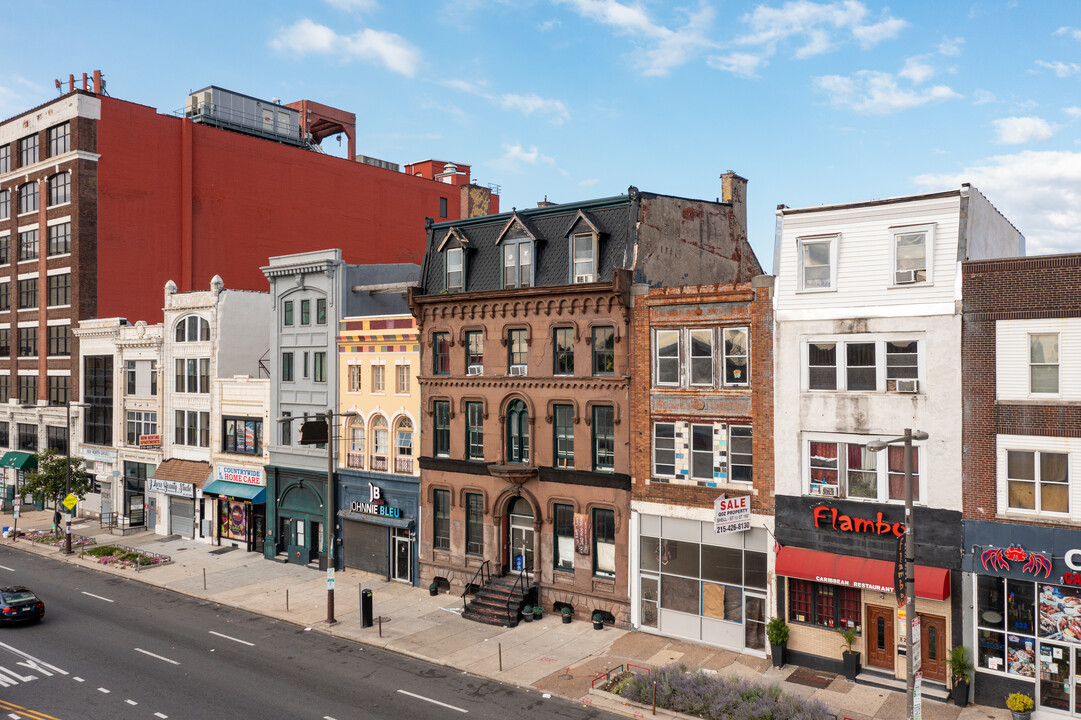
[690,423,714,480]
[652,422,676,478]
[371,364,385,394]
[348,364,362,393]
[803,336,922,393]
[997,436,1081,519]
[570,232,598,283]
[729,425,753,483]
[502,237,533,289]
[796,234,839,292]
[802,433,925,504]
[396,364,410,394]
[1004,448,1070,517]
[654,327,749,389]
[1029,332,1060,396]
[689,328,714,387]
[446,248,463,293]
[889,223,934,287]
[654,330,680,387]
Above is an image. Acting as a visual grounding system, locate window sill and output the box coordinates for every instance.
[997,510,1073,524]
[46,201,72,211]
[553,571,575,585]
[795,287,837,294]
[45,253,72,260]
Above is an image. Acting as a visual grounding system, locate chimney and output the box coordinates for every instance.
[721,171,748,237]
[537,195,556,208]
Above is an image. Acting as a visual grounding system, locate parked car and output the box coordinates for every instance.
[0,586,44,625]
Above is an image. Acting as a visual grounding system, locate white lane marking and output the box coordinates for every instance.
[98,687,110,694]
[73,677,84,682]
[209,630,254,647]
[396,689,468,714]
[81,591,114,603]
[125,699,137,705]
[154,713,168,719]
[134,648,179,666]
[0,643,68,680]
[10,712,21,719]
[0,564,14,571]
[324,717,337,720]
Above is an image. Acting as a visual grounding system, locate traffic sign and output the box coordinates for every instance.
[62,494,78,511]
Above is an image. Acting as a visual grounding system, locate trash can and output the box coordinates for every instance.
[360,588,373,628]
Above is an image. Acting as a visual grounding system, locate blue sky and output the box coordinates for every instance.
[2,1,1079,269]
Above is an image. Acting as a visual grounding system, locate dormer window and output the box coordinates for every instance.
[572,233,597,283]
[175,315,210,342]
[446,248,464,293]
[890,224,934,286]
[503,238,533,289]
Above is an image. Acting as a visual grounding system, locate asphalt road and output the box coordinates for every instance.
[0,546,616,720]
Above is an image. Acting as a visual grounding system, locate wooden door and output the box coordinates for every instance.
[920,614,947,682]
[867,605,895,670]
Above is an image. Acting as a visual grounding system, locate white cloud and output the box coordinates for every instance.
[898,57,935,84]
[710,1,906,78]
[814,68,959,114]
[992,116,1055,144]
[972,89,996,105]
[1036,60,1081,78]
[0,75,40,119]
[442,79,489,96]
[499,93,570,123]
[937,36,964,56]
[269,19,421,77]
[558,0,716,76]
[707,52,767,78]
[1054,26,1081,42]
[579,178,600,187]
[490,143,557,173]
[1066,107,1081,120]
[325,0,378,11]
[914,150,1081,256]
[539,18,562,31]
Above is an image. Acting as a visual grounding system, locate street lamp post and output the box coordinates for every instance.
[867,428,928,720]
[63,402,89,555]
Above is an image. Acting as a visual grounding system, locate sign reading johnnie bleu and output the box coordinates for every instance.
[349,482,401,518]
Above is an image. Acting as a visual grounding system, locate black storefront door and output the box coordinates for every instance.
[343,520,387,576]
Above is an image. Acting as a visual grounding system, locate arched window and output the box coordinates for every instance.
[175,315,210,342]
[395,418,414,474]
[348,417,365,469]
[47,172,70,206]
[506,399,529,464]
[371,416,389,471]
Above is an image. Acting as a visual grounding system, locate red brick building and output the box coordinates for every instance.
[961,253,1081,710]
[0,73,495,495]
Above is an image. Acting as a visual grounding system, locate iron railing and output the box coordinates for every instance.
[346,452,365,469]
[461,559,491,612]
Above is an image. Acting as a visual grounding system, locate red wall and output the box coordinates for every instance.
[95,96,472,321]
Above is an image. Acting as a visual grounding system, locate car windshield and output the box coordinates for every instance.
[2,591,37,603]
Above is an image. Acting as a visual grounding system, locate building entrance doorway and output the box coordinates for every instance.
[506,497,534,576]
[866,605,895,671]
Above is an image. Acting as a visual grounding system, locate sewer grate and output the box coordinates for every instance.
[785,666,836,689]
[209,546,237,555]
[157,535,181,543]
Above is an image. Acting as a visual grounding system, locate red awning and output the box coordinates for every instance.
[776,546,950,600]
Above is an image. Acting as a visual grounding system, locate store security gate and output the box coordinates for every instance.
[170,498,194,537]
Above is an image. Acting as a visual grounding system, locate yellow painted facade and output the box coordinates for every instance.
[336,314,421,476]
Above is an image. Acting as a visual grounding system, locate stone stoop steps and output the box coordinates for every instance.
[461,575,535,627]
[855,666,951,703]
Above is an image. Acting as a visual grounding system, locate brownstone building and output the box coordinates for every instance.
[961,253,1081,711]
[410,176,759,627]
[628,275,772,654]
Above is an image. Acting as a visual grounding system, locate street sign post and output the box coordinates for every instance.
[911,616,922,673]
[62,493,78,511]
[912,672,922,720]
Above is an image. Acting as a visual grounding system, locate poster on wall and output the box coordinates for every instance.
[220,501,248,541]
[1039,584,1081,641]
[573,513,590,555]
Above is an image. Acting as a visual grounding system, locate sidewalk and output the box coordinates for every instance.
[3,510,1010,720]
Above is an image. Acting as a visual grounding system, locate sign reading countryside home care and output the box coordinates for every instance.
[215,465,265,487]
[714,495,751,534]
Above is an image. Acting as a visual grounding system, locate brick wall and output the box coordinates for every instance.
[961,254,1081,522]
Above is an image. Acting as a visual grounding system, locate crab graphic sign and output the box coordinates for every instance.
[981,545,1052,579]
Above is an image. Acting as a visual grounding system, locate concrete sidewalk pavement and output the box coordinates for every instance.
[2,510,1011,720]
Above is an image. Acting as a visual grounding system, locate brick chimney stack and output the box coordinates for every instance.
[721,171,748,238]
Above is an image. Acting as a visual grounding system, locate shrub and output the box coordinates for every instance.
[1006,693,1034,712]
[618,664,832,720]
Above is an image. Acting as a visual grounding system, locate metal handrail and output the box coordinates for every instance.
[460,559,491,611]
[505,566,526,625]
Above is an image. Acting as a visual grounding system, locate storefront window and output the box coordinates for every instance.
[788,578,861,630]
[641,576,658,628]
[553,504,574,572]
[220,500,248,540]
[975,574,1037,677]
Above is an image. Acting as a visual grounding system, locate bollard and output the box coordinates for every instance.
[360,587,373,628]
[286,588,290,612]
[652,680,657,715]
[498,643,502,672]
[378,615,382,638]
[203,567,207,590]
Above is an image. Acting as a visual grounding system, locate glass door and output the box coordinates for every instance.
[1039,642,1071,713]
[509,517,534,575]
[393,529,411,583]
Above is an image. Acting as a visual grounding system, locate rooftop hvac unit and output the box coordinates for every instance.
[895,379,919,393]
[895,269,919,285]
[509,365,527,376]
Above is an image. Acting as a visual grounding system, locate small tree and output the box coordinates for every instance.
[21,449,93,524]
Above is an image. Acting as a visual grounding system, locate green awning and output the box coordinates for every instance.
[201,479,266,504]
[0,452,37,470]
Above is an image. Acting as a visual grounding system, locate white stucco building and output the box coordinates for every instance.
[769,186,1023,692]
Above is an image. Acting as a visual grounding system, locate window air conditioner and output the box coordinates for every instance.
[816,485,839,497]
[466,365,483,376]
[574,274,593,284]
[895,379,919,393]
[509,365,527,376]
[895,269,918,285]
